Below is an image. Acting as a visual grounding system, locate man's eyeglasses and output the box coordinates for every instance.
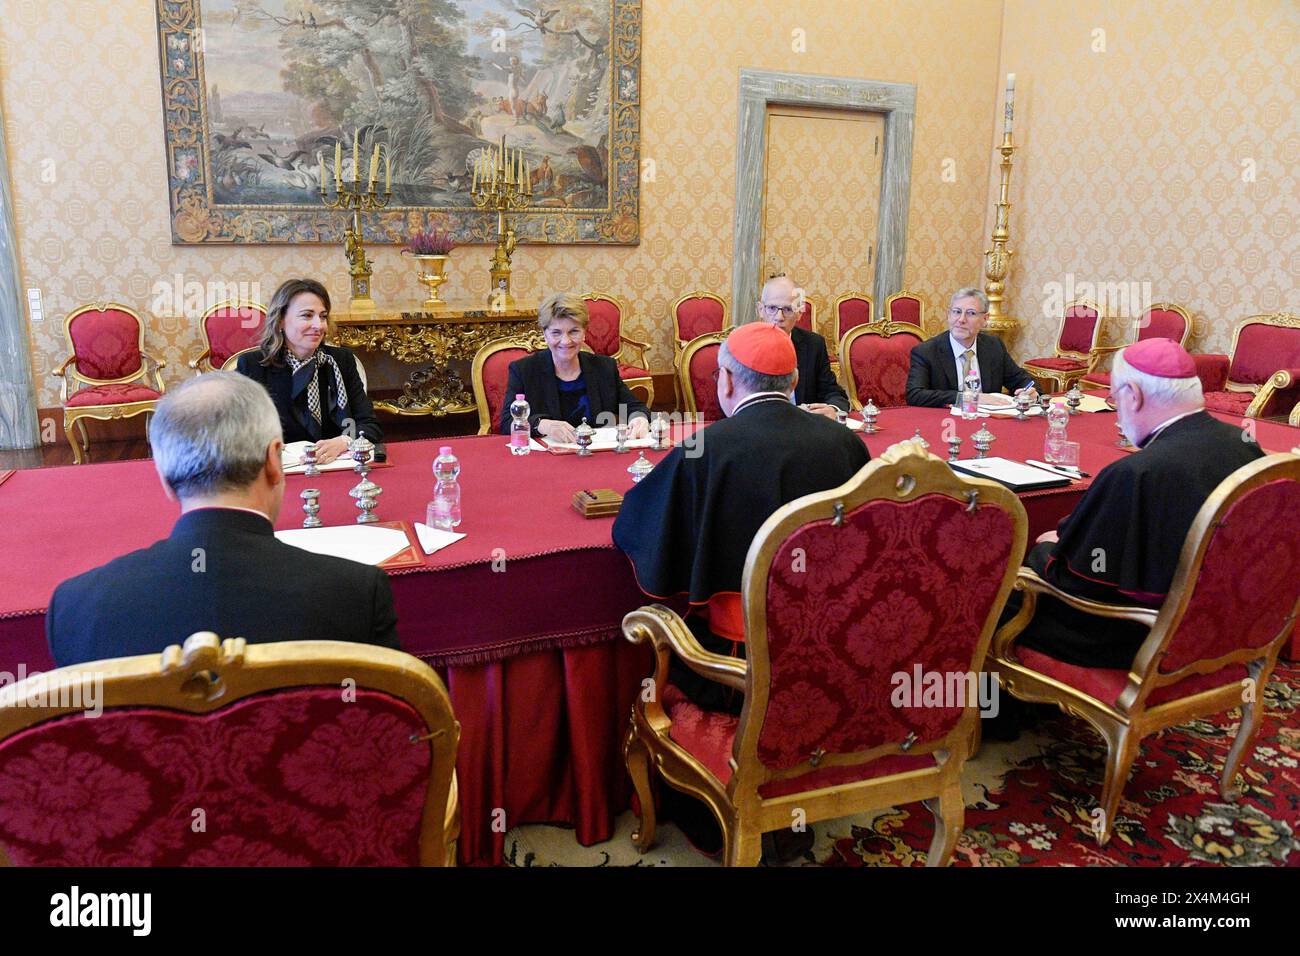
[948,307,987,320]
[760,302,800,318]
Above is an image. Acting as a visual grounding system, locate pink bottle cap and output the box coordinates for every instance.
[516,393,525,400]
[440,446,452,455]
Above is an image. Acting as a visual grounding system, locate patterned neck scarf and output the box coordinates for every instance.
[285,349,347,430]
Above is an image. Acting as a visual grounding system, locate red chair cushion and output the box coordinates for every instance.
[1059,306,1100,354]
[1201,390,1254,415]
[618,363,651,380]
[0,687,432,866]
[796,301,813,332]
[66,384,161,407]
[1025,356,1087,372]
[846,329,921,407]
[757,493,1015,771]
[676,297,725,343]
[1081,371,1112,388]
[1016,647,1246,708]
[583,298,621,357]
[662,684,934,798]
[1229,323,1300,387]
[204,306,265,368]
[686,343,723,421]
[1138,308,1189,345]
[68,309,144,380]
[484,348,533,428]
[836,297,872,341]
[888,296,922,328]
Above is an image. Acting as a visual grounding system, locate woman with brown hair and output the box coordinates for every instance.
[236,278,381,463]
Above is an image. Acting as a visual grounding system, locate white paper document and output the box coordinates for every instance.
[414,522,466,555]
[949,457,1073,490]
[948,403,1042,418]
[545,426,655,452]
[275,524,411,565]
[282,441,358,474]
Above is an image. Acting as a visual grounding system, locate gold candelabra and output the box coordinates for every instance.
[321,132,392,313]
[984,73,1018,342]
[471,136,532,309]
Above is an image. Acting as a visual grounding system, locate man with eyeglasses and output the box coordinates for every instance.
[905,287,1038,408]
[756,273,850,419]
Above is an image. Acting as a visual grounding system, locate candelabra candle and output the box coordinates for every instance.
[301,488,322,529]
[303,443,321,477]
[471,134,532,307]
[322,133,393,313]
[972,425,996,458]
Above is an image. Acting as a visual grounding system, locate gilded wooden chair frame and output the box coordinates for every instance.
[836,319,925,410]
[469,332,545,436]
[990,453,1300,846]
[582,291,654,407]
[219,347,260,372]
[0,633,461,867]
[1081,302,1193,388]
[1289,399,1300,428]
[1220,313,1300,419]
[188,299,268,373]
[623,443,1028,866]
[1021,298,1107,393]
[674,329,731,419]
[883,289,927,334]
[53,302,167,465]
[671,290,731,353]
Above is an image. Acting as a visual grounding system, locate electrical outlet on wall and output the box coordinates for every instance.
[27,288,42,324]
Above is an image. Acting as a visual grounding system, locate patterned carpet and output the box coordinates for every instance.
[506,663,1300,866]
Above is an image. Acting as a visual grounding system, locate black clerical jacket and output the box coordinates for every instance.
[500,349,650,435]
[236,344,382,445]
[47,508,401,667]
[612,397,870,610]
[791,326,850,410]
[1019,411,1266,668]
[905,332,1036,407]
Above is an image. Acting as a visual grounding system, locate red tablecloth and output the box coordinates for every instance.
[1,406,1296,863]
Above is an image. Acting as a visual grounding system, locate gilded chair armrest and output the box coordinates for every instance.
[1244,368,1300,419]
[992,569,1159,660]
[187,348,212,370]
[144,350,168,371]
[53,355,76,377]
[1193,353,1229,392]
[1289,397,1300,428]
[622,604,747,691]
[617,335,651,370]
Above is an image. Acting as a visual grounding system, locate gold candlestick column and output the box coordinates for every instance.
[323,139,393,313]
[472,135,530,309]
[983,131,1018,344]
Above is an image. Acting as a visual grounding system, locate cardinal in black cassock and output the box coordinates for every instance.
[612,322,870,715]
[1015,338,1265,669]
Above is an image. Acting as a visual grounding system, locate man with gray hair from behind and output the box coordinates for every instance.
[47,372,400,667]
[1006,337,1265,676]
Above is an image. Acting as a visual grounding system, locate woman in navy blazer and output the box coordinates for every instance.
[236,278,381,463]
[500,292,651,439]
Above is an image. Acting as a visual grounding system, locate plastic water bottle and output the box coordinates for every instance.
[1044,402,1070,463]
[428,446,462,530]
[509,393,531,455]
[961,369,981,420]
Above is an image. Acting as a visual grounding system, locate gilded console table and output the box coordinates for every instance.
[333,302,538,415]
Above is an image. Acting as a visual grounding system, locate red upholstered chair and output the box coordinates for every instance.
[1021,300,1105,393]
[580,292,654,406]
[672,291,729,353]
[832,292,874,343]
[53,303,167,465]
[676,330,729,423]
[0,633,461,866]
[883,290,926,333]
[623,442,1028,866]
[470,333,543,435]
[990,454,1300,846]
[839,320,924,409]
[189,300,266,373]
[1194,313,1300,420]
[1081,303,1192,389]
[220,347,260,372]
[795,297,815,333]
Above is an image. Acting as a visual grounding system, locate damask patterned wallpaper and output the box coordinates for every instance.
[991,0,1298,359]
[0,0,1005,407]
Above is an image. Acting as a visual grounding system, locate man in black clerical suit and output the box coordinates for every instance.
[755,273,849,418]
[1014,338,1265,669]
[47,372,400,667]
[906,287,1038,407]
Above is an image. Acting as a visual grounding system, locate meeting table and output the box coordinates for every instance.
[1,401,1297,864]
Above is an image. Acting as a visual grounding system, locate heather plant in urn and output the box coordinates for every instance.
[403,228,458,309]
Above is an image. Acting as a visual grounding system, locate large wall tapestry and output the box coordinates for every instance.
[156,0,641,245]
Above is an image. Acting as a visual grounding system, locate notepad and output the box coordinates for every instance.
[275,524,412,565]
[545,426,657,453]
[949,457,1073,491]
[281,441,358,474]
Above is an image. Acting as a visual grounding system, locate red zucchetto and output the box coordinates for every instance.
[1121,337,1197,379]
[726,322,797,375]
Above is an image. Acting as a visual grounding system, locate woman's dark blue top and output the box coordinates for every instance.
[557,374,592,426]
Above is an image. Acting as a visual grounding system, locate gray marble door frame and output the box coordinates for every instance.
[0,93,40,450]
[731,68,916,323]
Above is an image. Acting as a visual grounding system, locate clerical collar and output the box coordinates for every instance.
[1140,408,1202,448]
[732,391,791,415]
